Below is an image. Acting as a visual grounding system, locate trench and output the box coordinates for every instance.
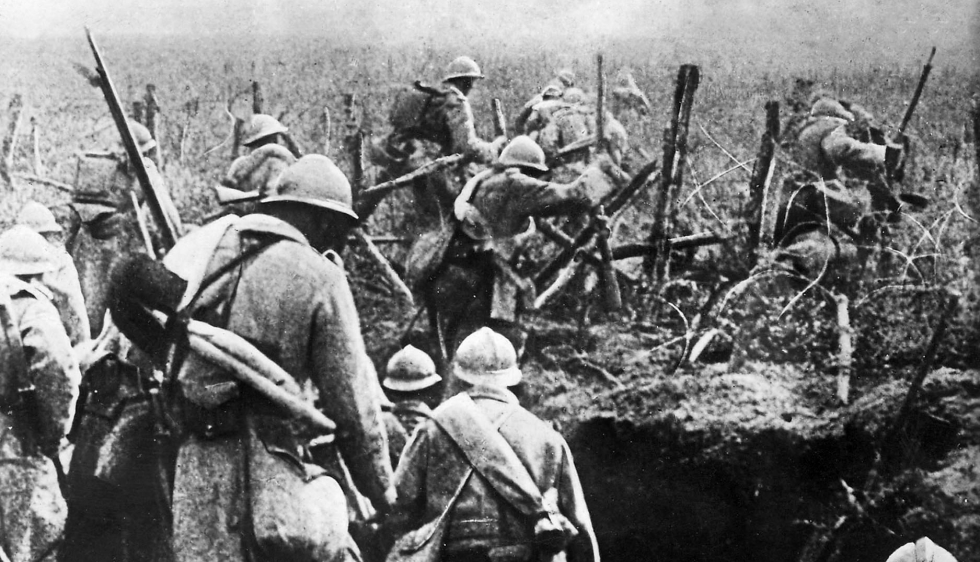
[562,406,963,562]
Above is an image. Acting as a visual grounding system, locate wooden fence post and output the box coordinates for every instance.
[745,101,780,264]
[31,116,42,175]
[144,84,162,168]
[252,81,264,114]
[1,94,24,186]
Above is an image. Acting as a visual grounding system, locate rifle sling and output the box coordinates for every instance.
[432,394,549,519]
[407,403,516,551]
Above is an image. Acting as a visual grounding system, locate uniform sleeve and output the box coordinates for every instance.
[311,271,395,509]
[445,94,498,164]
[390,422,430,531]
[515,95,543,134]
[821,128,886,175]
[42,256,91,346]
[510,170,612,218]
[556,439,600,562]
[19,297,81,455]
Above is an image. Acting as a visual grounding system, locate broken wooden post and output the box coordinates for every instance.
[973,97,980,180]
[144,84,162,168]
[30,116,42,175]
[252,81,264,114]
[344,94,364,189]
[1,94,24,186]
[596,53,606,154]
[833,292,853,404]
[132,99,145,124]
[179,98,198,163]
[745,101,781,264]
[322,107,332,155]
[649,65,699,292]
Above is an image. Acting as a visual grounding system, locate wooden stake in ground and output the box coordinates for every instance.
[322,106,332,155]
[1,94,24,186]
[745,101,780,261]
[649,65,699,292]
[144,84,162,168]
[30,116,42,175]
[973,97,980,180]
[132,99,144,124]
[833,292,853,404]
[251,80,264,114]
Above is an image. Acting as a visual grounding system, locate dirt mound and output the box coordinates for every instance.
[518,321,980,562]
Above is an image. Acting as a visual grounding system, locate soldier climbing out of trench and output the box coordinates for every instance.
[514,68,577,134]
[67,120,182,334]
[213,113,297,212]
[366,56,507,234]
[772,95,921,285]
[406,135,618,396]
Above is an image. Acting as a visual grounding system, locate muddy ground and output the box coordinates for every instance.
[350,257,979,562]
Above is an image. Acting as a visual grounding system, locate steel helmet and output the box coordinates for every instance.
[540,84,562,100]
[261,154,358,219]
[810,98,854,121]
[443,56,485,82]
[498,136,548,172]
[16,201,62,234]
[556,69,576,88]
[383,345,441,392]
[243,114,289,146]
[562,87,587,105]
[885,538,958,562]
[128,120,157,153]
[0,225,59,276]
[453,327,522,387]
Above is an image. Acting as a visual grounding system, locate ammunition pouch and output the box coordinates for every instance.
[68,354,174,496]
[443,544,535,562]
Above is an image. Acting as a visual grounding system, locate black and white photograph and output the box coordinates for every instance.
[0,1,977,561]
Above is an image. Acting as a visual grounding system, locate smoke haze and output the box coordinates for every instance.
[1,0,977,69]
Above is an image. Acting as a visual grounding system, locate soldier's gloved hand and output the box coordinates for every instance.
[884,142,905,183]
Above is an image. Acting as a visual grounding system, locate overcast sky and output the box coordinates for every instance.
[1,0,977,67]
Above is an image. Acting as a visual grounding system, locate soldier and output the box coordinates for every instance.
[522,86,592,176]
[773,96,907,282]
[514,69,577,134]
[157,154,394,562]
[69,120,182,334]
[16,201,91,345]
[381,344,441,463]
[390,327,599,562]
[367,56,506,232]
[610,68,652,120]
[213,114,297,211]
[563,88,629,167]
[0,226,81,562]
[410,136,616,384]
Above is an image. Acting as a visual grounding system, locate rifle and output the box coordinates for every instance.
[86,29,178,249]
[898,47,936,135]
